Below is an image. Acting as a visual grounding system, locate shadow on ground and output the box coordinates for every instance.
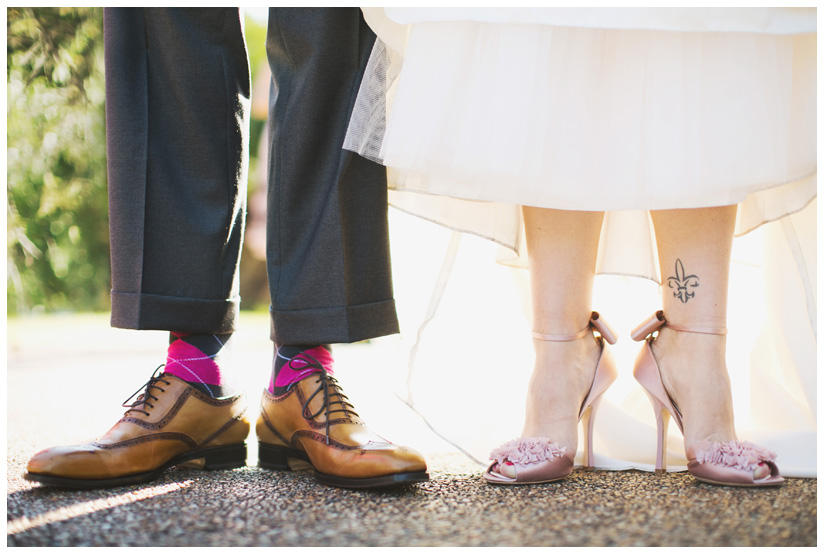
[7,315,816,547]
[7,456,816,547]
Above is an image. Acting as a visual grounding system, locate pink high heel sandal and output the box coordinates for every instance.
[631,311,784,487]
[484,312,618,485]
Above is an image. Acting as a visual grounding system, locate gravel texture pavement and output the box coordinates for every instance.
[6,314,817,547]
[7,455,817,547]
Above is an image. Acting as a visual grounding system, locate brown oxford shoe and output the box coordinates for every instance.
[25,369,250,489]
[256,369,429,488]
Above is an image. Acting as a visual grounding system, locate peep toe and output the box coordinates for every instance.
[484,311,618,485]
[631,311,783,487]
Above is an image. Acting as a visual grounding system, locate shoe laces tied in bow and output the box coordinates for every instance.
[122,365,172,417]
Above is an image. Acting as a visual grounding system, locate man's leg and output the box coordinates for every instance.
[25,8,251,489]
[265,9,398,344]
[107,8,247,333]
[256,8,427,488]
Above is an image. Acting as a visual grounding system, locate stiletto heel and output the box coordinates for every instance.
[641,389,671,474]
[580,394,604,471]
[484,311,618,485]
[631,311,784,487]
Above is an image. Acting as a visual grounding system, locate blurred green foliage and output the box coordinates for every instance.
[7,7,109,313]
[244,11,268,79]
[245,11,269,170]
[7,8,270,315]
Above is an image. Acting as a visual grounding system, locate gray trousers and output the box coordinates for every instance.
[104,8,399,345]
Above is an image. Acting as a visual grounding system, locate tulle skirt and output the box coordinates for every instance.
[347,14,816,259]
[345,9,817,476]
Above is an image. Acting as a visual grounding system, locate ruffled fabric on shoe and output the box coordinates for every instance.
[691,440,777,472]
[489,437,569,466]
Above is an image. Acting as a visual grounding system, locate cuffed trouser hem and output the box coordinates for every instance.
[270,299,400,345]
[110,291,239,333]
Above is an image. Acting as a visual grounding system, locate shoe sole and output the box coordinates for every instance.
[258,442,429,489]
[483,475,570,486]
[693,476,785,488]
[23,443,247,490]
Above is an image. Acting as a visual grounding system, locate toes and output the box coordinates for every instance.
[754,462,771,481]
[495,461,516,479]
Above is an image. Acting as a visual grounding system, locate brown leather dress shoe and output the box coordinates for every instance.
[256,369,428,488]
[25,370,250,489]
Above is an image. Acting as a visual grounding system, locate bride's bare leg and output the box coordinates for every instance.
[517,206,604,459]
[649,205,769,479]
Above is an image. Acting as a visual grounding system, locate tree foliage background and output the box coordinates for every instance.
[7,7,109,313]
[7,8,270,315]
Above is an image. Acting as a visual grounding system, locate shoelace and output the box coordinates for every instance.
[288,353,358,444]
[122,365,172,417]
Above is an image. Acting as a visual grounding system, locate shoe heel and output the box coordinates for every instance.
[580,395,604,471]
[200,443,248,470]
[579,340,617,472]
[258,442,290,470]
[642,390,671,474]
[631,311,783,487]
[633,340,680,474]
[258,442,311,471]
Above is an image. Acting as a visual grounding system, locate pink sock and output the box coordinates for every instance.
[269,345,334,394]
[165,332,231,397]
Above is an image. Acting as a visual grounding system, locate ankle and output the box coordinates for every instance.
[269,345,333,395]
[165,332,234,397]
[649,329,737,446]
[521,335,602,441]
[533,334,601,373]
[651,328,727,371]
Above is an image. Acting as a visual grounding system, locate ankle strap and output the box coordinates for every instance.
[532,311,617,345]
[630,310,727,341]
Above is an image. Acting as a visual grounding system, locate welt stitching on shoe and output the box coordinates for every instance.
[92,432,198,450]
[200,408,247,447]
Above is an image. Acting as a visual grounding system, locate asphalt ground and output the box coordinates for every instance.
[6,314,817,547]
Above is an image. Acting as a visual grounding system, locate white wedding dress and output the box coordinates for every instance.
[345,8,817,477]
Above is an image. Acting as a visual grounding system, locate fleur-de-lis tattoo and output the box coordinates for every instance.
[667,259,699,304]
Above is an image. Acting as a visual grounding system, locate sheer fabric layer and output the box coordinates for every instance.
[347,23,816,267]
[347,9,817,476]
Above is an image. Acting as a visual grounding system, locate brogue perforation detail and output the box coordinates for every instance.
[200,408,248,447]
[294,386,359,429]
[187,388,244,407]
[92,432,198,450]
[260,405,294,447]
[122,377,244,430]
[121,388,193,430]
[292,372,362,431]
[292,430,364,451]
